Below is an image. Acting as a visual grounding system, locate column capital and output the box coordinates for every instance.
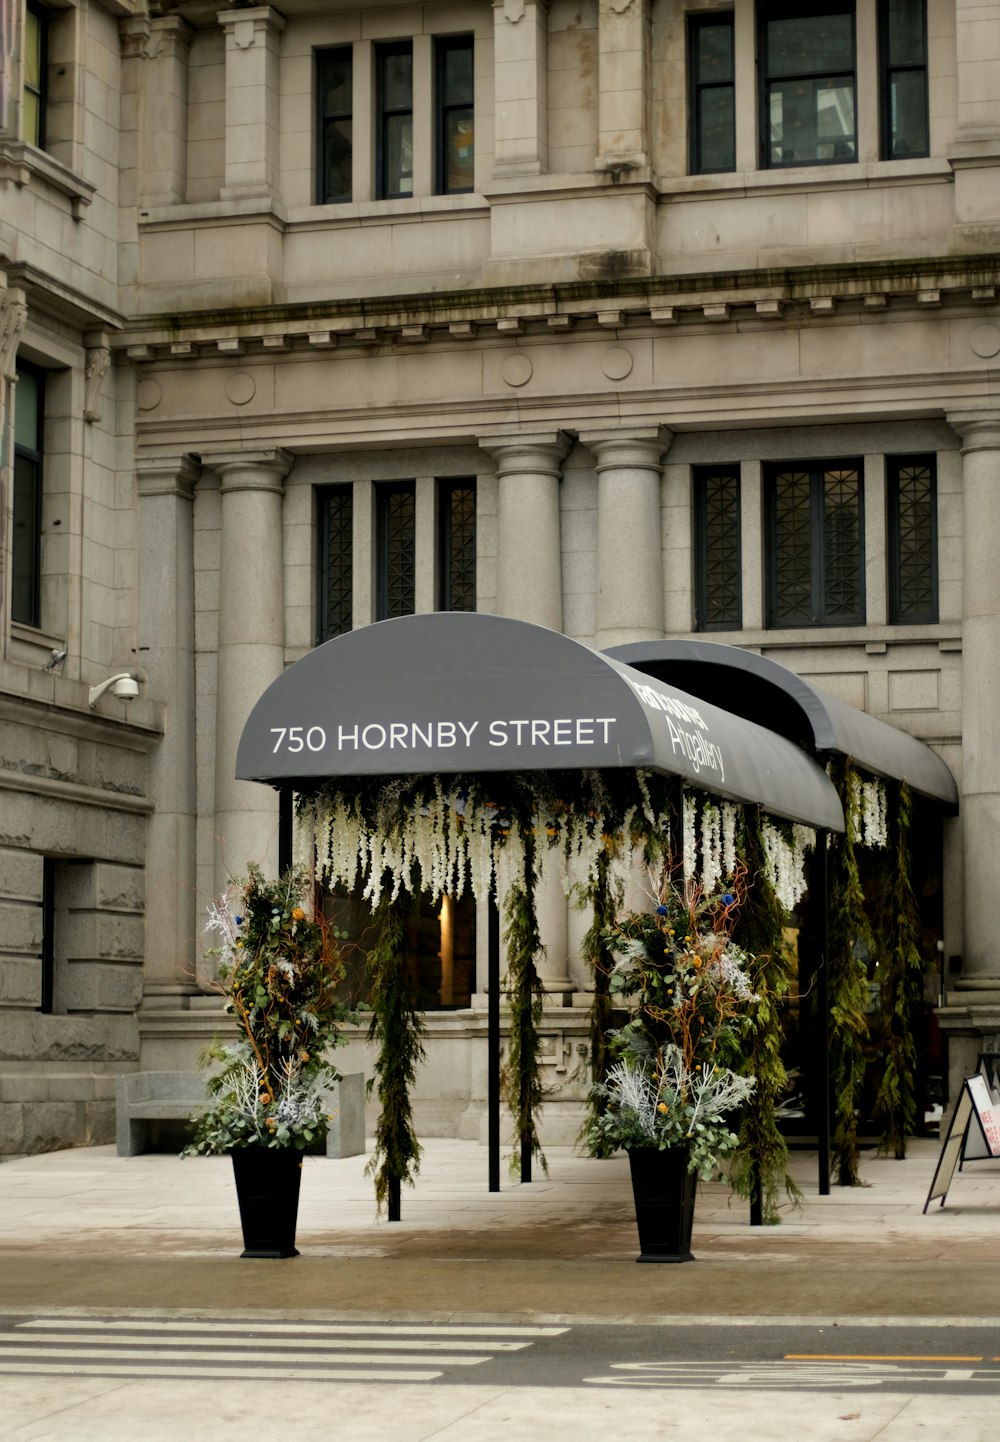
[217,6,286,44]
[579,426,673,469]
[479,431,571,477]
[204,448,294,492]
[947,409,1000,451]
[136,453,201,501]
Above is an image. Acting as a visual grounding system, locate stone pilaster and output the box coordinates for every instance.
[491,0,549,176]
[207,448,292,897]
[218,6,286,201]
[141,15,193,208]
[947,410,1000,993]
[136,454,200,1002]
[949,0,1000,222]
[595,0,651,177]
[580,426,671,649]
[479,431,569,632]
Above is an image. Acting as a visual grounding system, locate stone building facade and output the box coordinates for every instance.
[1,0,999,1151]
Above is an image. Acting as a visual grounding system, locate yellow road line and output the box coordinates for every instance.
[783,1354,985,1363]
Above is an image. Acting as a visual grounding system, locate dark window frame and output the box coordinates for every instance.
[693,464,742,631]
[764,458,866,628]
[437,477,476,611]
[24,0,48,150]
[315,484,353,643]
[375,39,414,200]
[434,34,475,195]
[877,0,929,159]
[688,13,736,175]
[12,359,45,630]
[315,45,354,204]
[887,453,937,624]
[375,479,416,621]
[758,1,857,170]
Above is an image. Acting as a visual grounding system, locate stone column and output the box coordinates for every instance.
[581,427,672,649]
[137,454,200,1002]
[949,0,1000,221]
[479,430,572,997]
[947,410,1000,990]
[140,15,193,207]
[479,432,570,632]
[491,0,549,176]
[595,0,651,177]
[208,448,292,896]
[218,6,286,201]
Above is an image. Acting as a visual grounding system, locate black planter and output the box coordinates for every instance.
[627,1146,697,1263]
[231,1144,303,1258]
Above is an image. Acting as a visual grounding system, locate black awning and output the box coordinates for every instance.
[236,614,844,830]
[605,638,958,807]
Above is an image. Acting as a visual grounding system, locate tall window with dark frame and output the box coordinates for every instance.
[759,3,856,167]
[693,466,741,630]
[376,481,416,620]
[316,485,353,642]
[878,0,929,158]
[316,47,353,204]
[376,41,413,199]
[689,14,735,175]
[23,1,47,149]
[887,454,937,623]
[13,361,44,629]
[765,460,864,626]
[438,479,476,611]
[435,35,474,194]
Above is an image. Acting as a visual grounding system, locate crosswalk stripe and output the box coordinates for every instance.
[17,1319,565,1338]
[14,1331,529,1355]
[0,1345,489,1367]
[0,1362,443,1382]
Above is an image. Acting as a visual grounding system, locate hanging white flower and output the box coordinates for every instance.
[683,792,698,881]
[721,802,739,879]
[700,799,721,894]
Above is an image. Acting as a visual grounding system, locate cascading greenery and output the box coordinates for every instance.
[827,757,873,1187]
[501,832,548,1177]
[579,847,620,1156]
[364,893,426,1215]
[872,781,924,1159]
[729,809,802,1222]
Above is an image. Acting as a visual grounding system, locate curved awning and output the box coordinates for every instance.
[236,614,844,831]
[605,639,958,808]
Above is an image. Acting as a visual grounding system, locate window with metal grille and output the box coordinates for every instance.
[694,466,741,630]
[878,0,928,158]
[376,41,413,199]
[765,460,864,626]
[888,454,936,623]
[317,486,353,642]
[689,14,735,174]
[376,481,416,620]
[435,35,474,194]
[759,3,856,168]
[438,479,476,611]
[316,47,353,203]
[13,361,44,628]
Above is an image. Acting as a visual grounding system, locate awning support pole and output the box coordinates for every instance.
[488,885,501,1193]
[818,832,831,1196]
[278,788,293,873]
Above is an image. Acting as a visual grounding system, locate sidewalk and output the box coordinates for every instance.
[0,1137,998,1323]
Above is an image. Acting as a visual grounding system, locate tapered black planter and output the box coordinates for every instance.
[231,1145,302,1258]
[627,1146,697,1263]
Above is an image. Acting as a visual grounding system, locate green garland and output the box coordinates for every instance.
[729,810,802,1221]
[873,781,924,1158]
[827,758,873,1187]
[364,893,426,1215]
[579,846,621,1156]
[501,831,548,1177]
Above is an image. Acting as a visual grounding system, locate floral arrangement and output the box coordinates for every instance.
[184,864,353,1155]
[584,877,758,1179]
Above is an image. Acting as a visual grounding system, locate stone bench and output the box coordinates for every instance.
[115,1070,366,1159]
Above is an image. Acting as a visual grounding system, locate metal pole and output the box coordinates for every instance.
[488,887,501,1193]
[818,832,831,1196]
[278,787,293,873]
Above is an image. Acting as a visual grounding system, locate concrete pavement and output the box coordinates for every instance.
[0,1135,999,1323]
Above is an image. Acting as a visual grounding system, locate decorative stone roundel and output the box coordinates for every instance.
[136,379,162,411]
[501,353,533,388]
[602,347,634,381]
[225,371,256,405]
[971,326,1000,360]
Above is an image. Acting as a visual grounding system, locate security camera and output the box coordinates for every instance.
[88,672,142,709]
